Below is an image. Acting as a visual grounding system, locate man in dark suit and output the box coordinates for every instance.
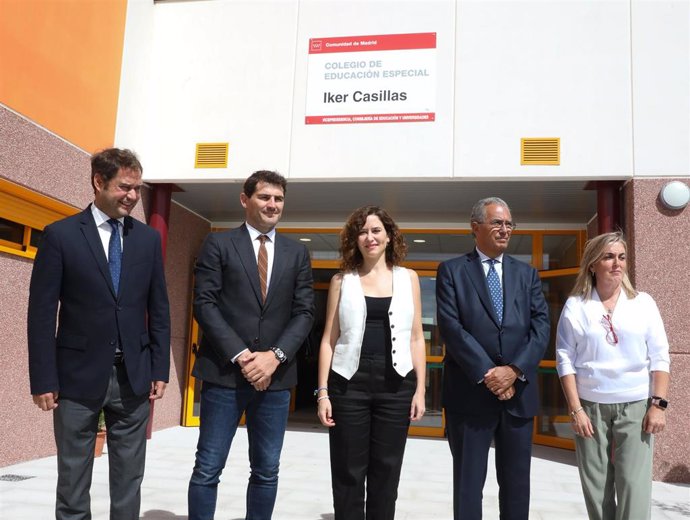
[187,170,314,520]
[27,148,171,520]
[436,197,550,520]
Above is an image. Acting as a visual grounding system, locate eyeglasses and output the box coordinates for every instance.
[601,314,618,345]
[483,219,516,231]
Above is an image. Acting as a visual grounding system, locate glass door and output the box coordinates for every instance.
[182,311,201,426]
[534,273,577,449]
[408,270,445,437]
[532,231,585,450]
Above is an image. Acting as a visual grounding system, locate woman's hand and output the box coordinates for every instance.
[642,406,666,434]
[571,408,595,438]
[317,397,335,427]
[409,390,426,421]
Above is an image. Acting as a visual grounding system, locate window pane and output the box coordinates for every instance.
[541,274,577,360]
[192,328,203,418]
[0,217,24,244]
[413,274,445,432]
[30,228,43,248]
[543,234,579,270]
[406,233,474,261]
[415,362,444,429]
[505,233,533,265]
[283,232,340,260]
[312,268,338,285]
[419,275,443,356]
[536,366,573,442]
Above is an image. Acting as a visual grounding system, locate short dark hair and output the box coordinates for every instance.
[243,170,287,197]
[91,148,142,192]
[339,206,408,271]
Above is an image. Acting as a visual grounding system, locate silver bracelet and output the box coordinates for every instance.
[316,395,330,403]
[570,406,584,418]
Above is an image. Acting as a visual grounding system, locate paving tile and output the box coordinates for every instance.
[1,426,688,519]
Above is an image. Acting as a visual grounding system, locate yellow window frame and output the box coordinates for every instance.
[0,178,78,259]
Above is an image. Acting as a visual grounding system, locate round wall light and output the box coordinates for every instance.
[659,181,690,210]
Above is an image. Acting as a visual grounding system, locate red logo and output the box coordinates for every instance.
[310,39,323,52]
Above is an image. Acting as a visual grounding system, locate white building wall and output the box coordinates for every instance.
[631,0,690,176]
[115,0,156,157]
[456,0,632,180]
[114,0,689,182]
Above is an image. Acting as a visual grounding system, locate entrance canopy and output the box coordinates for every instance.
[171,179,596,228]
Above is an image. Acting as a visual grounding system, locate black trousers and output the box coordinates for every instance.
[328,355,416,520]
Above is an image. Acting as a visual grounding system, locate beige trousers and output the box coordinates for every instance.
[575,399,653,520]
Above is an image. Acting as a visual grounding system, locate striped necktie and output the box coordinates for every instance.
[258,234,268,302]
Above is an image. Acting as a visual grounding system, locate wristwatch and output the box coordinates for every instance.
[270,347,287,364]
[651,396,668,410]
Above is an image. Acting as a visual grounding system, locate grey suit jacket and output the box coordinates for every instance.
[191,224,314,390]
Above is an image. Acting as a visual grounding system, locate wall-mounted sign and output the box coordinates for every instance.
[305,32,436,125]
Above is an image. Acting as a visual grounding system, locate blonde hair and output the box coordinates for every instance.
[570,231,637,299]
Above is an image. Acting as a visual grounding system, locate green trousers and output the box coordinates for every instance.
[575,399,653,520]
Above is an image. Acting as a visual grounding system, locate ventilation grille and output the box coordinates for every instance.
[195,143,229,168]
[521,138,560,165]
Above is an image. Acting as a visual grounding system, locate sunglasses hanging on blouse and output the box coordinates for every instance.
[601,314,618,345]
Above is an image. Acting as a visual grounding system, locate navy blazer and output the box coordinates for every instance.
[436,250,550,418]
[192,224,314,390]
[27,206,171,400]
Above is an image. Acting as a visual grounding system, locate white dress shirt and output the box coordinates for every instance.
[91,204,123,258]
[245,222,276,292]
[476,247,504,282]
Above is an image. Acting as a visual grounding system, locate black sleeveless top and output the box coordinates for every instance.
[360,296,392,358]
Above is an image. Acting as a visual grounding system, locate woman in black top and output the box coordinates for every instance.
[317,206,426,520]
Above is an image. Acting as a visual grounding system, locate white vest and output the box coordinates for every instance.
[331,266,414,379]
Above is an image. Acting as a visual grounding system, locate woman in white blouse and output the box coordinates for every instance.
[556,231,670,520]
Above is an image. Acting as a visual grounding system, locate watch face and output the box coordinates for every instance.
[653,397,668,409]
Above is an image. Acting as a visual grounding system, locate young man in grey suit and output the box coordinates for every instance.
[188,170,314,520]
[27,148,171,520]
[436,197,550,520]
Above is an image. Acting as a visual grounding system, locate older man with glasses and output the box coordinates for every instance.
[436,197,550,520]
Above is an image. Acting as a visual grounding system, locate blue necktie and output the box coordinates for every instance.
[108,219,122,295]
[486,259,503,322]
